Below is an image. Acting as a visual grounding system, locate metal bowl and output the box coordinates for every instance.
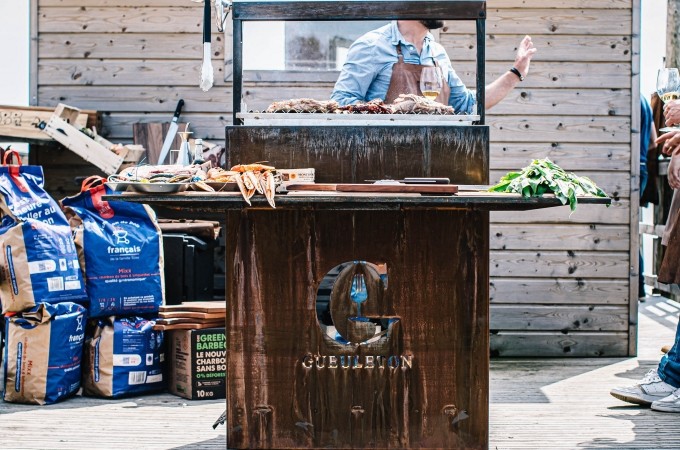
[129,182,189,194]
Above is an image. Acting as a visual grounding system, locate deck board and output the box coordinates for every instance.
[1,295,678,449]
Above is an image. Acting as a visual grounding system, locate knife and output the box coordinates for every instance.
[365,177,451,184]
[157,99,185,165]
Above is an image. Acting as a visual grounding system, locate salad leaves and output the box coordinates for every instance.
[488,158,608,211]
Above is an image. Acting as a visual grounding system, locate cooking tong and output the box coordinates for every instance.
[192,0,232,33]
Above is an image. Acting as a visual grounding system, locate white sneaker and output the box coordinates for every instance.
[610,369,677,406]
[652,388,680,412]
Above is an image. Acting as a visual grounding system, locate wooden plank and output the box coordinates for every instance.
[0,105,88,141]
[490,305,629,331]
[38,7,207,33]
[42,115,123,175]
[489,278,629,305]
[439,34,632,62]
[460,61,631,89]
[489,0,632,7]
[490,143,630,171]
[103,113,230,141]
[486,88,630,116]
[490,331,629,356]
[491,199,628,224]
[40,0,634,10]
[490,224,629,251]
[42,0,191,5]
[159,311,225,320]
[449,9,632,35]
[628,0,640,357]
[159,301,226,313]
[39,59,227,87]
[489,250,629,278]
[39,33,225,59]
[37,86,234,113]
[490,170,629,198]
[153,322,224,330]
[487,116,631,143]
[155,317,224,326]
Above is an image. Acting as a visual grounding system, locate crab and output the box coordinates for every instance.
[206,163,278,208]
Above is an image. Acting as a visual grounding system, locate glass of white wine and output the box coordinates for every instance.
[420,66,443,101]
[657,68,680,132]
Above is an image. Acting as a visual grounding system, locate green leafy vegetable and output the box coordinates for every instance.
[488,158,608,211]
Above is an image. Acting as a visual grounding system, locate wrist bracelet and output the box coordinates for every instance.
[509,67,524,81]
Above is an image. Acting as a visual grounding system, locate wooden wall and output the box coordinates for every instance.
[33,0,638,356]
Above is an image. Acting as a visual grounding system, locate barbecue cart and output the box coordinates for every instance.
[111,1,608,448]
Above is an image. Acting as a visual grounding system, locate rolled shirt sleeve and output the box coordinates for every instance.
[331,39,380,105]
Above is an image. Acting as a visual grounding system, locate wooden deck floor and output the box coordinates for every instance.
[1,295,679,449]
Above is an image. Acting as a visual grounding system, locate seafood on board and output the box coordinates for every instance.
[204,163,279,208]
[107,162,280,208]
[112,163,209,184]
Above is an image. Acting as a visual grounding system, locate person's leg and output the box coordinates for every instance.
[650,320,680,412]
[610,301,679,406]
[657,319,680,388]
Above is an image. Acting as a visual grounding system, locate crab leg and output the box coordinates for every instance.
[243,174,257,202]
[232,173,251,205]
[245,171,263,194]
[260,171,276,208]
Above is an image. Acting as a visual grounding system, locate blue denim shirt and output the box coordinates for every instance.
[331,21,476,114]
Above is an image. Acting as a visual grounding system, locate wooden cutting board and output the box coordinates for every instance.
[152,322,224,331]
[133,122,188,164]
[156,317,224,326]
[286,183,458,194]
[159,301,226,313]
[159,311,225,320]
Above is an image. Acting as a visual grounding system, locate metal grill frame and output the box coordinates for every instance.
[231,0,487,125]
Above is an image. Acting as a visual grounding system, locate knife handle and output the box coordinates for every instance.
[172,99,185,122]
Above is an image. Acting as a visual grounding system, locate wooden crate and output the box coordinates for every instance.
[41,104,144,175]
[0,104,98,142]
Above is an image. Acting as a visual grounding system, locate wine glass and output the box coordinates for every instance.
[657,68,680,132]
[420,66,443,101]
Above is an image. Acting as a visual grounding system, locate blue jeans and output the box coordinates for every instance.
[659,319,680,388]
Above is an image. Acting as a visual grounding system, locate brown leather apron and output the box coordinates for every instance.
[659,191,680,284]
[384,44,450,105]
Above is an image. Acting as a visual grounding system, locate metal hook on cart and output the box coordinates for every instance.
[191,0,232,32]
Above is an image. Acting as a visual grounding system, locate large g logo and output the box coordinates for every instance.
[317,261,400,346]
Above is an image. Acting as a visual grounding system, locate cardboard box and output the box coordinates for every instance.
[167,327,226,400]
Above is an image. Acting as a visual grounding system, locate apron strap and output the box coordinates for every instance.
[396,43,404,62]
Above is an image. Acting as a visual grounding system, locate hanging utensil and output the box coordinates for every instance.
[215,0,232,33]
[191,0,231,32]
[200,0,214,92]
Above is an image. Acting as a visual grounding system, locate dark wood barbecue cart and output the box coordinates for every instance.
[111,1,609,448]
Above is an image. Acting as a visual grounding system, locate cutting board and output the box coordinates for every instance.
[133,122,188,164]
[159,301,226,313]
[286,183,458,194]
